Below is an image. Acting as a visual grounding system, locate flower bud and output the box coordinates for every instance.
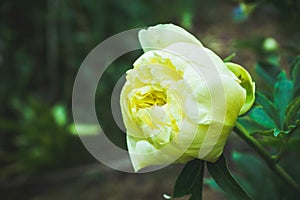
[120,24,255,171]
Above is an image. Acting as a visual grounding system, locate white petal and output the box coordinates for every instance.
[139,24,203,52]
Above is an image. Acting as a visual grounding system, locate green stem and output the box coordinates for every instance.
[234,122,300,193]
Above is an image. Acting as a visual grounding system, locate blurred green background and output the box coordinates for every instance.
[0,0,299,199]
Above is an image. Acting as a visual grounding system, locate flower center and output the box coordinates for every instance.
[128,85,181,146]
[131,87,167,110]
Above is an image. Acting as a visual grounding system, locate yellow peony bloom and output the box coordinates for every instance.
[120,24,255,172]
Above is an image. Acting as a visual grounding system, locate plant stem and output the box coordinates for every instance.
[234,122,300,193]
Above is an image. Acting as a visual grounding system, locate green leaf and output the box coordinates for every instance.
[273,123,299,137]
[237,103,278,134]
[256,135,281,147]
[255,92,280,126]
[252,129,274,135]
[223,53,236,62]
[237,116,267,134]
[273,128,289,137]
[291,55,300,96]
[248,106,278,129]
[252,129,277,138]
[274,71,294,128]
[173,159,204,199]
[207,155,253,200]
[189,172,204,200]
[285,96,300,126]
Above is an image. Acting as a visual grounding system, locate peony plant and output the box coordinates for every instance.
[120,24,255,172]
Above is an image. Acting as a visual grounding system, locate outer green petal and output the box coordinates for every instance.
[138,24,203,52]
[225,62,255,115]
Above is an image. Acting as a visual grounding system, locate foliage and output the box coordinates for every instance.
[206,155,252,199]
[173,159,204,200]
[0,97,93,176]
[239,55,299,145]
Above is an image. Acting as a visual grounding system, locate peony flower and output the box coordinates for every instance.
[120,24,255,172]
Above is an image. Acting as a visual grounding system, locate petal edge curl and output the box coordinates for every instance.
[225,62,255,115]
